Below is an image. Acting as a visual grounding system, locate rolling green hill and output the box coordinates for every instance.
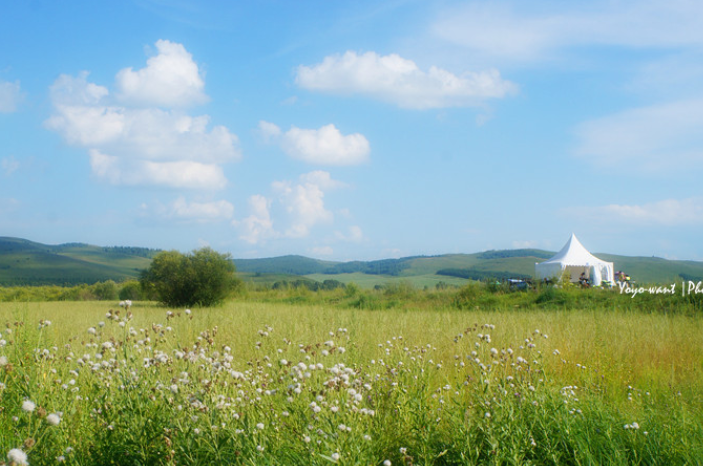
[2,237,703,288]
[0,237,157,286]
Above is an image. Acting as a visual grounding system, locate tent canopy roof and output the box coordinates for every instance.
[535,233,615,286]
[540,233,609,266]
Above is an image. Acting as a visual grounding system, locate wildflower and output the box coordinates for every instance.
[7,448,28,465]
[21,400,36,413]
[0,356,7,366]
[256,423,265,430]
[384,461,392,466]
[46,413,61,426]
[331,452,340,461]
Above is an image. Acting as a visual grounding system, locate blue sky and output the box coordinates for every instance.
[2,0,703,261]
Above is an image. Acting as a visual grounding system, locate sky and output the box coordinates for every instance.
[2,0,703,261]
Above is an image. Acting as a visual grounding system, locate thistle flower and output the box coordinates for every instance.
[7,448,28,465]
[21,400,36,413]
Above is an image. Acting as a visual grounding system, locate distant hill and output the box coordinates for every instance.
[2,237,703,287]
[236,249,703,286]
[0,237,158,286]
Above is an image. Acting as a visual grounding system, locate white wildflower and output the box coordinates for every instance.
[7,449,28,465]
[21,400,36,413]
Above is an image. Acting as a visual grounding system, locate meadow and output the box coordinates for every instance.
[0,292,702,465]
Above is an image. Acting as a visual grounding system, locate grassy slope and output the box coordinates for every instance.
[4,236,703,287]
[0,237,151,285]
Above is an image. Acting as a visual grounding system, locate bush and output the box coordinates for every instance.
[139,247,240,307]
[118,280,143,301]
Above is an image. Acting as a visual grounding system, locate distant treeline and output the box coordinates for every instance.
[236,255,425,276]
[100,246,161,259]
[476,249,553,260]
[323,258,416,276]
[271,279,347,291]
[437,268,532,281]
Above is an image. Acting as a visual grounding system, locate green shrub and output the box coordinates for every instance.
[139,247,240,307]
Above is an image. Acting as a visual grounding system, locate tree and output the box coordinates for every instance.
[139,247,240,307]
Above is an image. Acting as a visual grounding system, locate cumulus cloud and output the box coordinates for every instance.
[259,121,369,165]
[0,80,22,113]
[432,0,703,64]
[45,41,239,190]
[237,195,276,244]
[116,39,208,107]
[574,99,703,171]
[564,198,703,226]
[295,51,516,109]
[236,171,348,244]
[89,150,228,189]
[273,177,333,238]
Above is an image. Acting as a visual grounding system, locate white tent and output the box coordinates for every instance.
[535,234,614,286]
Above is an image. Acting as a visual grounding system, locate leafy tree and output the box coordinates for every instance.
[140,247,240,307]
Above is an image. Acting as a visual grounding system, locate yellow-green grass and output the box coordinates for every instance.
[1,300,701,464]
[3,301,701,396]
[302,272,470,289]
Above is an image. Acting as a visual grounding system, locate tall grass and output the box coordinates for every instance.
[0,301,701,464]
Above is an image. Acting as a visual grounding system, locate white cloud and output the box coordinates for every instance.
[89,150,228,189]
[273,178,333,238]
[296,51,516,109]
[565,198,703,226]
[432,1,703,65]
[0,80,22,113]
[116,39,208,107]
[143,196,233,223]
[169,196,233,221]
[257,120,282,142]
[236,171,347,243]
[260,121,369,165]
[335,225,364,243]
[299,170,347,190]
[45,41,239,190]
[574,99,703,171]
[237,195,276,244]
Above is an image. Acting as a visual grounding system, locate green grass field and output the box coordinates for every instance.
[0,298,701,465]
